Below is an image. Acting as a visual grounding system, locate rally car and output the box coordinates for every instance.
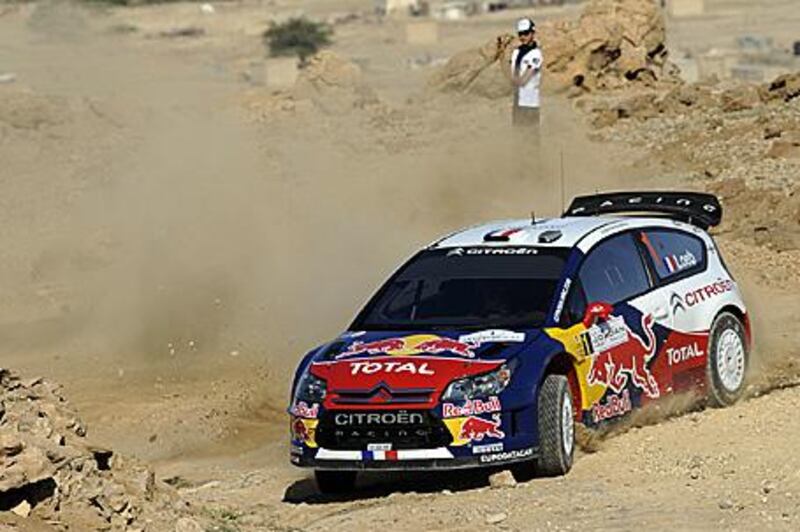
[289,191,750,493]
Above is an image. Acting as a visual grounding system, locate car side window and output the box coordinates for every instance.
[638,229,706,282]
[578,233,651,305]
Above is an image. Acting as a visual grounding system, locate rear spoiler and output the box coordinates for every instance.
[563,191,722,229]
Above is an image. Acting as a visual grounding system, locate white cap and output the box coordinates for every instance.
[516,18,535,33]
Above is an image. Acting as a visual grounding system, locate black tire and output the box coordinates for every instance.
[706,311,749,407]
[314,470,357,495]
[536,374,575,476]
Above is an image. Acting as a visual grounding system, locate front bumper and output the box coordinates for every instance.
[290,399,539,471]
[290,406,538,471]
[291,445,538,471]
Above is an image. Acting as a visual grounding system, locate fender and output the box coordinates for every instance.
[500,335,569,410]
[542,323,595,410]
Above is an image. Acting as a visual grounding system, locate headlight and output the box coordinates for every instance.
[294,371,327,403]
[441,363,513,402]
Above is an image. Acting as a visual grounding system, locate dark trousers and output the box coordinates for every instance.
[512,105,540,127]
[511,103,541,175]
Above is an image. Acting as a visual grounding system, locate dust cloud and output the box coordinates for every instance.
[0,3,625,409]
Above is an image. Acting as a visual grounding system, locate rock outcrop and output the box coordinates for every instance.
[429,0,678,98]
[0,368,188,529]
[585,70,800,130]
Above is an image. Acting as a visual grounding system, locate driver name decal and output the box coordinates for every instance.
[581,315,629,354]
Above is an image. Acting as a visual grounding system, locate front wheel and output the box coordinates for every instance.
[314,470,357,495]
[536,374,575,476]
[706,311,749,407]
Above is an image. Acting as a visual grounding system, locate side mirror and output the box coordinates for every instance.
[582,301,613,327]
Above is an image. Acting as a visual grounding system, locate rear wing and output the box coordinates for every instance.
[563,191,722,229]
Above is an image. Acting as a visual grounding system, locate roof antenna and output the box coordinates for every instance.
[560,148,566,213]
[530,210,536,225]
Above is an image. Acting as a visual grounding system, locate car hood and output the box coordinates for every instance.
[308,329,539,410]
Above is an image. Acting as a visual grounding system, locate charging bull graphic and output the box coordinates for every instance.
[587,314,660,399]
[292,418,310,442]
[459,414,505,441]
[338,335,477,359]
[340,338,406,357]
[415,337,476,358]
[292,418,318,446]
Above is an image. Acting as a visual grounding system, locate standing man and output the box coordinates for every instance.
[510,18,543,128]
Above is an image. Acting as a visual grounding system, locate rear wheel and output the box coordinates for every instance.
[314,470,357,495]
[706,311,748,407]
[536,374,575,476]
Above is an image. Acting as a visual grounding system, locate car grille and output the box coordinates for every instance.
[315,410,452,450]
[331,385,435,406]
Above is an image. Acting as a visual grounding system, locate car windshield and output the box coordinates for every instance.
[353,248,567,330]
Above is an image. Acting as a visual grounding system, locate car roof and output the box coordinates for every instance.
[429,216,706,250]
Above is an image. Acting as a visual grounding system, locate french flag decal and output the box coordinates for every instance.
[364,450,399,461]
[484,227,526,241]
[664,255,677,273]
[316,448,454,461]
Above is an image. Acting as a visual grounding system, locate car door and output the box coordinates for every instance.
[571,231,670,421]
[634,227,710,392]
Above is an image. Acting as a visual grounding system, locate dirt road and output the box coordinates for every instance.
[189,382,800,531]
[2,1,800,530]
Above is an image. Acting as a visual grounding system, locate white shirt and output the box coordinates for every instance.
[511,46,543,108]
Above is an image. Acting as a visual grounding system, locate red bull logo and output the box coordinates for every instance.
[291,417,318,447]
[338,335,476,359]
[459,414,505,441]
[442,396,501,418]
[292,418,310,442]
[587,314,660,399]
[591,390,632,423]
[289,401,319,419]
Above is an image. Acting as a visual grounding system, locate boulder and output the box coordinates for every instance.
[0,446,54,494]
[293,51,380,112]
[0,433,23,458]
[721,85,761,112]
[761,72,800,103]
[615,92,659,119]
[591,107,619,128]
[766,131,800,159]
[657,83,718,113]
[248,51,382,118]
[488,470,517,488]
[547,0,675,92]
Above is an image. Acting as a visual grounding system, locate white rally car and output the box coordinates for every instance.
[289,191,750,493]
